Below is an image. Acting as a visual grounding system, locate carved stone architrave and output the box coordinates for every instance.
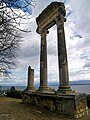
[36,2,66,33]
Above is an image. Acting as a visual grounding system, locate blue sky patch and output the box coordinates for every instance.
[75,34,83,38]
[64,0,67,4]
[80,54,87,59]
[66,9,72,18]
[2,0,32,14]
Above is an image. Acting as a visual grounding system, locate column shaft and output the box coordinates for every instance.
[39,31,48,91]
[56,17,71,92]
[27,66,35,91]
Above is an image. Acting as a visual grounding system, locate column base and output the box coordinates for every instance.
[38,86,54,93]
[57,85,72,94]
[26,86,36,92]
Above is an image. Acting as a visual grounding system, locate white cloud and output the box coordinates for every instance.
[64,0,90,80]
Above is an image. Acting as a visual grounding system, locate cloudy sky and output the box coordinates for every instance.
[1,0,90,86]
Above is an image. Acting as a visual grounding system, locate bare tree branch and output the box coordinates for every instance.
[0,0,33,76]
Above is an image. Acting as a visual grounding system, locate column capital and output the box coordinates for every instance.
[40,29,49,36]
[55,14,66,24]
[36,26,49,35]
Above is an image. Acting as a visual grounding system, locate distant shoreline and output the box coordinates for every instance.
[1,84,90,87]
[51,84,90,86]
[70,84,90,85]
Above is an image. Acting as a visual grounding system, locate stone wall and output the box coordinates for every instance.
[22,92,88,119]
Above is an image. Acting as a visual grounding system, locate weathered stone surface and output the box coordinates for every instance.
[26,66,35,92]
[36,1,71,92]
[38,30,49,92]
[22,92,88,118]
[36,2,66,33]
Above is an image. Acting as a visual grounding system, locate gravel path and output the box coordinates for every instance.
[0,97,89,120]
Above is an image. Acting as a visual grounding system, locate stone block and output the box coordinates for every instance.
[86,110,88,115]
[80,108,84,112]
[74,114,79,119]
[82,112,85,116]
[78,113,82,118]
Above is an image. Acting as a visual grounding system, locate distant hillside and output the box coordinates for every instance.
[47,80,90,86]
[70,80,90,85]
[1,80,90,88]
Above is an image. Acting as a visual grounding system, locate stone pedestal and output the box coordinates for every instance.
[22,92,88,119]
[26,66,35,92]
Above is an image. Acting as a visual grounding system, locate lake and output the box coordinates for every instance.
[71,85,90,94]
[1,84,90,94]
[50,84,90,94]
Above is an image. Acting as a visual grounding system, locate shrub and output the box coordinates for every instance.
[6,89,22,99]
[87,95,90,108]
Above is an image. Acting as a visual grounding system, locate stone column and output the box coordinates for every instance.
[38,30,49,91]
[27,66,35,92]
[56,15,71,92]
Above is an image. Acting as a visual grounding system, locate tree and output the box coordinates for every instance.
[10,86,15,91]
[0,0,33,76]
[0,10,21,76]
[0,85,2,91]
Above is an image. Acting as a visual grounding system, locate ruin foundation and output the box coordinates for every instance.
[22,92,88,119]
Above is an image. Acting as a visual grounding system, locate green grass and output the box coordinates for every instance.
[0,96,22,102]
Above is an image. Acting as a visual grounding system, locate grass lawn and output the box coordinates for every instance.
[0,96,22,102]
